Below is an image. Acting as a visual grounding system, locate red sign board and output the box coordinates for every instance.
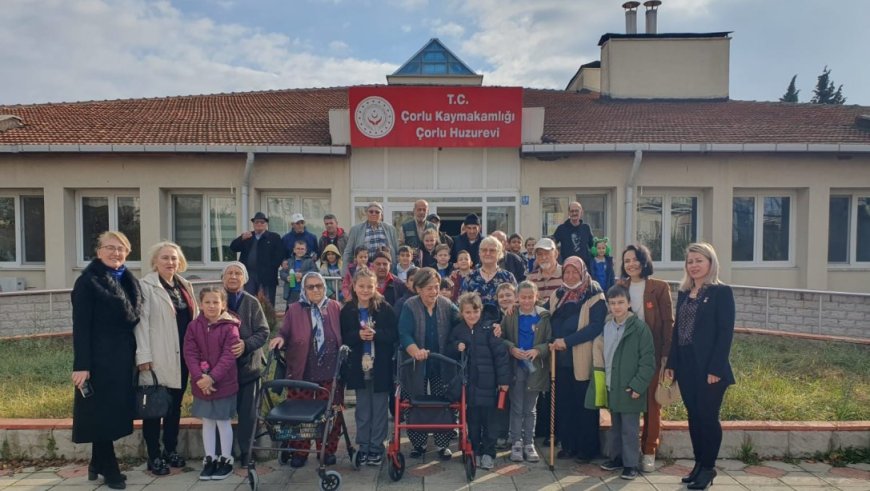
[348,86,522,148]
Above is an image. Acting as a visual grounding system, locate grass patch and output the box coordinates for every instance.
[1,333,868,420]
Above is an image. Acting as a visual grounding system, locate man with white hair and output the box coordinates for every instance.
[490,230,526,282]
[526,238,562,306]
[552,201,594,266]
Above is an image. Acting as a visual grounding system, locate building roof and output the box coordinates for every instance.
[597,32,732,46]
[1,87,869,147]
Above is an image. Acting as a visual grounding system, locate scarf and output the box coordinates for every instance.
[554,256,591,311]
[107,263,126,281]
[299,272,330,355]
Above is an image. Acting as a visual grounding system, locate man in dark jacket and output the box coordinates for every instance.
[401,199,437,249]
[230,212,285,306]
[552,201,594,267]
[491,230,526,282]
[318,214,348,257]
[427,213,454,250]
[451,213,483,265]
[282,213,319,259]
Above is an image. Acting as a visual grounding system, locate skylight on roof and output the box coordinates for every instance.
[393,39,477,76]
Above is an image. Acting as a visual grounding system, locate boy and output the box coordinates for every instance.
[587,285,655,480]
[499,281,551,463]
[394,245,415,282]
[439,277,454,301]
[280,240,317,304]
[446,293,511,470]
[433,244,453,278]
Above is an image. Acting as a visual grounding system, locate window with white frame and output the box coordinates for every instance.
[262,193,331,238]
[636,191,699,263]
[541,192,609,238]
[0,194,45,265]
[172,194,236,264]
[828,193,870,264]
[732,192,793,264]
[78,193,140,262]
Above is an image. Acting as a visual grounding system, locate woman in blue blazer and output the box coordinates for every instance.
[665,243,735,490]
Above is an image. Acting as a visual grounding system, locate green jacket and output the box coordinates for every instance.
[500,306,552,392]
[585,314,655,414]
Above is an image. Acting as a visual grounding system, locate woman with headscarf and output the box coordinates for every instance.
[268,272,344,468]
[548,256,606,462]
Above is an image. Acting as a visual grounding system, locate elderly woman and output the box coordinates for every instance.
[398,267,461,460]
[460,236,517,310]
[134,241,198,476]
[222,262,270,468]
[72,231,142,490]
[665,243,735,489]
[549,256,606,463]
[269,272,344,468]
[616,244,674,473]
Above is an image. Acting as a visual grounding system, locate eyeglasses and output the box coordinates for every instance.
[101,245,129,254]
[480,248,498,253]
[305,284,325,290]
[367,209,382,215]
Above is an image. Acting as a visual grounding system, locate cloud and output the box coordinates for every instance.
[389,0,427,10]
[329,40,350,52]
[431,20,465,40]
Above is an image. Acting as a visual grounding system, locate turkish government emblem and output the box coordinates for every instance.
[355,96,395,139]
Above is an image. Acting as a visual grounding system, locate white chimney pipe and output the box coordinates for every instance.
[644,0,661,34]
[622,1,640,34]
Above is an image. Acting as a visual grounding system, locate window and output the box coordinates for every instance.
[828,194,870,264]
[172,194,236,264]
[541,192,609,237]
[636,192,699,263]
[732,193,793,264]
[0,194,45,264]
[263,193,331,238]
[78,193,140,262]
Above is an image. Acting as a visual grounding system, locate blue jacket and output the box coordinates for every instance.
[281,228,319,259]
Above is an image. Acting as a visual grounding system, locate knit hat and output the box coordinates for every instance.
[463,213,480,226]
[222,261,249,283]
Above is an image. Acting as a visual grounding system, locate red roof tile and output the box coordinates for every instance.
[1,87,868,146]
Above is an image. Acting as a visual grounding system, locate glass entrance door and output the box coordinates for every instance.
[433,206,483,237]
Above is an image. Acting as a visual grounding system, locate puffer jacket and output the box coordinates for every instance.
[445,320,511,408]
[184,312,241,401]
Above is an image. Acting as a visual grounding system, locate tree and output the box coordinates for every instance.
[780,75,799,102]
[811,66,846,104]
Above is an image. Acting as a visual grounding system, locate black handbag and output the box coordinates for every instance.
[134,370,172,420]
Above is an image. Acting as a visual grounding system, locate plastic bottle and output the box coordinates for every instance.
[288,269,296,288]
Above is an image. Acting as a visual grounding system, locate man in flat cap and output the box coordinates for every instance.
[230,212,285,306]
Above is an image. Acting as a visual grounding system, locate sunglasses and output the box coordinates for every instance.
[305,284,325,290]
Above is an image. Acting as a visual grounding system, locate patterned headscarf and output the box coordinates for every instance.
[554,256,591,310]
[299,272,329,354]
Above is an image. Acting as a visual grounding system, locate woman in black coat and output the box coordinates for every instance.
[666,242,735,490]
[71,231,142,490]
[340,267,398,466]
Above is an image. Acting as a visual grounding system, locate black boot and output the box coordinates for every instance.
[681,463,702,483]
[687,467,717,489]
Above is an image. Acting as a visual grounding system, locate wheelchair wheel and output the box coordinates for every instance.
[247,468,259,491]
[388,452,405,481]
[464,453,476,482]
[351,448,364,470]
[319,470,342,491]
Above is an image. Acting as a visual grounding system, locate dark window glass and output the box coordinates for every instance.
[422,51,447,62]
[82,197,109,261]
[762,197,790,261]
[637,196,662,261]
[22,196,45,263]
[732,197,755,261]
[857,198,870,262]
[670,197,698,262]
[422,63,447,74]
[174,195,202,262]
[0,197,14,262]
[827,196,850,263]
[117,197,141,262]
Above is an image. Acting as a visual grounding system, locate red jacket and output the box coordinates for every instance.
[184,312,241,400]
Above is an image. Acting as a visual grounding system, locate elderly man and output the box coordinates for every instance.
[526,238,563,306]
[451,213,483,265]
[401,200,437,249]
[281,213,319,259]
[221,262,270,467]
[342,201,399,274]
[552,201,594,267]
[371,250,408,306]
[230,212,285,306]
[318,214,348,257]
[490,230,527,282]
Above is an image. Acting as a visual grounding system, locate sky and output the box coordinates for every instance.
[1,0,868,106]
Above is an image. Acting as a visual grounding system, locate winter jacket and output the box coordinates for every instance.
[590,255,615,292]
[451,233,482,265]
[72,260,141,444]
[282,228,320,258]
[341,221,400,275]
[230,230,284,287]
[318,244,344,300]
[499,306,552,392]
[183,312,241,401]
[339,302,398,393]
[499,251,527,282]
[616,277,674,364]
[277,298,343,381]
[280,256,318,300]
[319,228,348,258]
[548,282,606,380]
[585,314,655,413]
[229,291,270,385]
[134,272,198,389]
[445,321,511,408]
[379,273,408,307]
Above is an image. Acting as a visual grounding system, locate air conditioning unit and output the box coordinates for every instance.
[0,277,26,292]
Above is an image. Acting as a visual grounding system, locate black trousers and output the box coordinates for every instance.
[142,362,188,460]
[676,346,728,468]
[555,368,599,459]
[467,405,498,458]
[91,440,121,478]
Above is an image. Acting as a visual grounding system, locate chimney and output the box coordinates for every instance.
[644,0,661,34]
[622,2,640,34]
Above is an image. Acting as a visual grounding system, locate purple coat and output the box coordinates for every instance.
[278,298,342,380]
[184,312,241,400]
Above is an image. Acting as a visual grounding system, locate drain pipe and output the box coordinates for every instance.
[624,149,643,246]
[241,152,255,224]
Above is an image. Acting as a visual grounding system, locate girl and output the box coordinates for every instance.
[342,246,369,301]
[183,286,241,481]
[449,250,474,302]
[589,237,615,292]
[339,268,398,466]
[417,229,440,268]
[319,244,343,301]
[523,237,537,273]
[433,244,453,278]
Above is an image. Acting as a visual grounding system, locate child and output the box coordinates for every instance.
[394,245,415,282]
[183,287,241,481]
[589,236,615,292]
[523,237,537,273]
[281,240,317,305]
[499,281,551,463]
[433,244,453,278]
[448,250,474,302]
[446,293,511,471]
[341,246,369,301]
[417,229,439,268]
[508,233,524,256]
[319,244,343,301]
[492,282,517,450]
[587,285,655,481]
[439,277,454,300]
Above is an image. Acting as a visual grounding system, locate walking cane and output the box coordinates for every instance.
[549,344,556,471]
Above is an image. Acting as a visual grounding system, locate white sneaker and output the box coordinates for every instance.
[524,444,540,463]
[479,454,494,470]
[641,454,656,473]
[510,441,524,462]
